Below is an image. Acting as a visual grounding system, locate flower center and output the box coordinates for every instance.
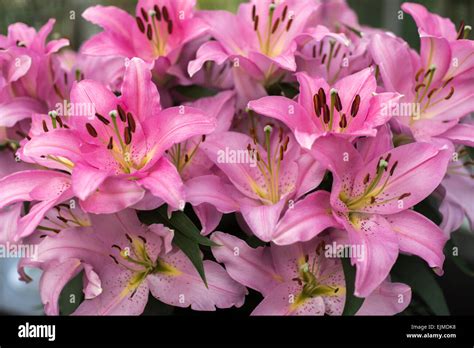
[341,154,411,211]
[167,135,206,174]
[136,6,174,58]
[247,125,290,204]
[251,3,293,58]
[312,87,360,133]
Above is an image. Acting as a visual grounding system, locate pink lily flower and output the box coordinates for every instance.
[0,19,69,127]
[23,209,246,315]
[187,123,325,243]
[211,231,411,315]
[281,126,451,297]
[188,0,316,90]
[81,0,208,78]
[438,145,474,234]
[369,3,474,141]
[248,67,401,149]
[0,58,216,235]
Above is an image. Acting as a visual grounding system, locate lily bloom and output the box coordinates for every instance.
[186,123,325,243]
[369,3,474,141]
[248,67,401,149]
[437,145,474,235]
[0,57,216,232]
[81,0,207,78]
[0,19,69,128]
[21,209,246,315]
[282,126,451,297]
[211,231,411,315]
[188,0,316,90]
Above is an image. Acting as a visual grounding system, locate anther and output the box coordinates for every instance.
[252,4,256,20]
[339,113,347,128]
[389,161,398,176]
[127,112,136,132]
[162,6,170,22]
[154,5,161,21]
[415,68,424,81]
[399,193,411,200]
[167,20,173,34]
[109,255,119,264]
[254,15,259,31]
[363,173,370,184]
[125,233,133,243]
[95,113,110,125]
[124,127,132,145]
[286,18,293,31]
[350,94,360,117]
[322,104,330,124]
[42,120,49,132]
[138,236,147,243]
[141,8,149,22]
[146,24,153,40]
[112,244,122,251]
[444,87,454,100]
[318,88,326,105]
[313,93,321,117]
[86,123,98,137]
[334,91,342,112]
[281,5,288,21]
[271,18,280,34]
[107,136,113,150]
[136,17,145,33]
[117,105,127,122]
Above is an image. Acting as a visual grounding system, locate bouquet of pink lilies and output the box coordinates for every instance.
[0,0,472,316]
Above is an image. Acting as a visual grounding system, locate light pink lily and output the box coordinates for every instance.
[22,209,246,315]
[0,19,69,127]
[437,144,474,235]
[211,231,411,315]
[280,126,451,297]
[81,0,207,78]
[248,67,401,149]
[0,58,216,236]
[187,124,325,242]
[188,0,316,91]
[369,3,474,142]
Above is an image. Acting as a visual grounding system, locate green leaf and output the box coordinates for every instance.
[391,254,449,315]
[155,206,218,247]
[172,230,208,287]
[138,205,216,286]
[59,271,84,315]
[173,85,218,100]
[446,230,474,277]
[341,257,365,315]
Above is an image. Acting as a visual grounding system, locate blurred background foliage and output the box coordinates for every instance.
[0,0,473,51]
[0,0,473,315]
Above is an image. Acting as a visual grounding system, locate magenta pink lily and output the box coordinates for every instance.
[0,19,69,128]
[211,231,411,315]
[188,0,316,90]
[186,124,325,242]
[370,2,474,142]
[82,0,207,78]
[278,126,451,297]
[0,57,216,238]
[248,67,401,149]
[21,209,246,315]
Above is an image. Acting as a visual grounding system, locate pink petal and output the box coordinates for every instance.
[440,123,474,146]
[248,96,317,149]
[193,203,223,236]
[0,97,45,127]
[240,198,287,242]
[74,264,149,315]
[386,210,447,273]
[120,57,161,122]
[142,106,216,163]
[273,191,339,245]
[83,263,102,299]
[357,280,412,315]
[188,41,229,77]
[80,177,145,214]
[339,213,399,298]
[184,175,240,213]
[72,162,111,201]
[251,281,325,316]
[137,157,185,211]
[0,170,70,208]
[148,249,247,310]
[211,231,280,296]
[40,258,82,315]
[0,204,21,243]
[81,6,136,57]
